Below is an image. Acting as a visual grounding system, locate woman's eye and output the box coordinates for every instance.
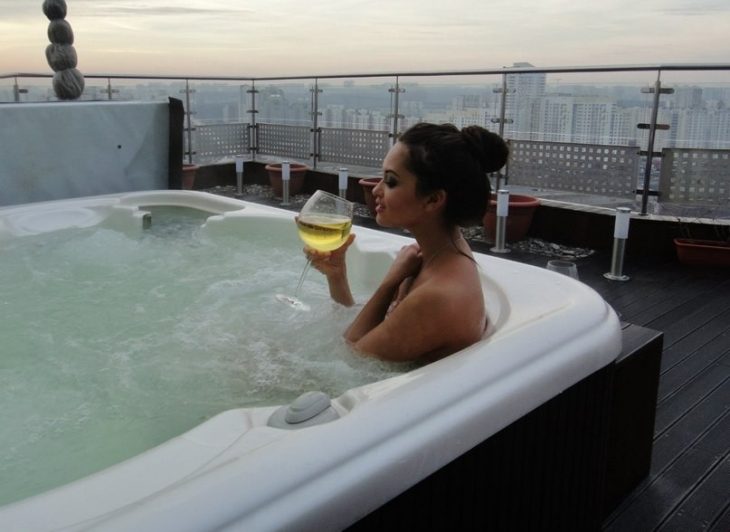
[383,175,397,187]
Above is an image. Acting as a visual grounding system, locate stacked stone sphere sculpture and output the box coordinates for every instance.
[43,0,84,100]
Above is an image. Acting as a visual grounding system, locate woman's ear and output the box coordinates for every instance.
[424,189,447,213]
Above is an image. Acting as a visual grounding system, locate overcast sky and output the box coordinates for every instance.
[1,0,729,78]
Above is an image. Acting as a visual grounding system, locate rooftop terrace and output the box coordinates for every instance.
[2,62,729,530]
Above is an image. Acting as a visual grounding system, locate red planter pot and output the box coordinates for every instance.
[674,238,730,267]
[265,163,308,197]
[181,164,199,190]
[483,194,540,243]
[358,177,381,216]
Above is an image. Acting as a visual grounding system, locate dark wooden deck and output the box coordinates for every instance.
[470,243,730,532]
[213,190,729,531]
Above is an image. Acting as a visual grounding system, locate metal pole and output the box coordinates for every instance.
[247,81,258,161]
[490,189,510,254]
[235,154,245,196]
[184,79,193,165]
[13,77,27,102]
[310,78,322,170]
[338,167,348,198]
[640,71,662,215]
[491,72,510,191]
[389,77,404,146]
[604,207,631,281]
[498,73,507,139]
[281,161,291,206]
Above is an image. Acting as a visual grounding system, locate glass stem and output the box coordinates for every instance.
[293,258,313,298]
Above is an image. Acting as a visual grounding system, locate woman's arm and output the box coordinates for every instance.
[344,244,423,345]
[306,233,355,307]
[349,285,454,362]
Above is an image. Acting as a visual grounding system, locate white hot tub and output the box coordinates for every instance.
[0,191,621,531]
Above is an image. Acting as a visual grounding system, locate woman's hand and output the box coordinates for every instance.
[383,243,423,286]
[305,233,356,279]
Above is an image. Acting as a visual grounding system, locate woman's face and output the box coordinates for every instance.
[372,142,430,229]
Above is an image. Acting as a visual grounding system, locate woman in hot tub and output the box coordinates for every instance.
[307,122,508,362]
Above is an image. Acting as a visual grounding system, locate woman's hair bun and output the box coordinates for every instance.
[460,126,509,173]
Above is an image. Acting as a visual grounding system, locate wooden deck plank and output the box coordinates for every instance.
[640,281,730,338]
[657,330,730,403]
[657,310,730,377]
[619,277,721,326]
[649,294,730,358]
[652,392,730,478]
[648,291,730,351]
[603,391,729,528]
[657,455,730,531]
[604,405,730,532]
[709,502,730,532]
[653,366,729,437]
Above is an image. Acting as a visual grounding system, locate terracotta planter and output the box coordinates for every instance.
[265,163,308,198]
[674,238,730,267]
[181,164,199,190]
[483,194,540,243]
[358,177,381,216]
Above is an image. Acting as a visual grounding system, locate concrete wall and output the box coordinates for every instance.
[0,101,172,207]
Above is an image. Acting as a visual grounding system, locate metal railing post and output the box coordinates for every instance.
[181,79,195,165]
[310,78,322,170]
[13,77,28,102]
[388,76,405,145]
[106,78,118,100]
[638,71,673,215]
[247,81,258,161]
[491,72,513,191]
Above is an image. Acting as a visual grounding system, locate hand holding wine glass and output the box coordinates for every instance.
[276,190,354,310]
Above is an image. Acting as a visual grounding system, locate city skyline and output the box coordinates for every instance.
[2,0,730,77]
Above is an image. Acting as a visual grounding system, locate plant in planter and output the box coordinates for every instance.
[483,193,540,243]
[358,177,381,217]
[673,218,730,267]
[265,163,308,198]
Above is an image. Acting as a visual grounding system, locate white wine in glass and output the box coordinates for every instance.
[276,190,354,310]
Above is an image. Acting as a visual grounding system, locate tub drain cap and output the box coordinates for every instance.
[268,391,340,429]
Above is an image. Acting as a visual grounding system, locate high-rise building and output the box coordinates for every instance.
[504,62,546,139]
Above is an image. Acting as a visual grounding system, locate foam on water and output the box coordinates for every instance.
[0,207,408,507]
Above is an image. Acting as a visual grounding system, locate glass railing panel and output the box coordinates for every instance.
[0,78,17,103]
[396,74,504,135]
[255,80,314,127]
[251,80,314,164]
[660,70,730,150]
[655,71,730,217]
[0,76,54,103]
[501,70,659,206]
[316,76,393,173]
[178,80,251,164]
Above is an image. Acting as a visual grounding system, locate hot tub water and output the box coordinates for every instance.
[0,207,407,506]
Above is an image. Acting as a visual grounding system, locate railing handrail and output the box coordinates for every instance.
[2,62,730,83]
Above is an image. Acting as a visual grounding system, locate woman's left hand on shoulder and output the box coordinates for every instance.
[384,244,422,285]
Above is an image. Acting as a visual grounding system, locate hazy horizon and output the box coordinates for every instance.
[1,0,729,78]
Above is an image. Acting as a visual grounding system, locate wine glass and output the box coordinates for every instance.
[546,259,579,280]
[276,190,354,310]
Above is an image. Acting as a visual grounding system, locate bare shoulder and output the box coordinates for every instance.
[403,261,485,330]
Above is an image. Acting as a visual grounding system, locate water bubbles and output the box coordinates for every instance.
[3,207,413,505]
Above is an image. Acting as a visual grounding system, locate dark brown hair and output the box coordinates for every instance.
[398,122,509,226]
